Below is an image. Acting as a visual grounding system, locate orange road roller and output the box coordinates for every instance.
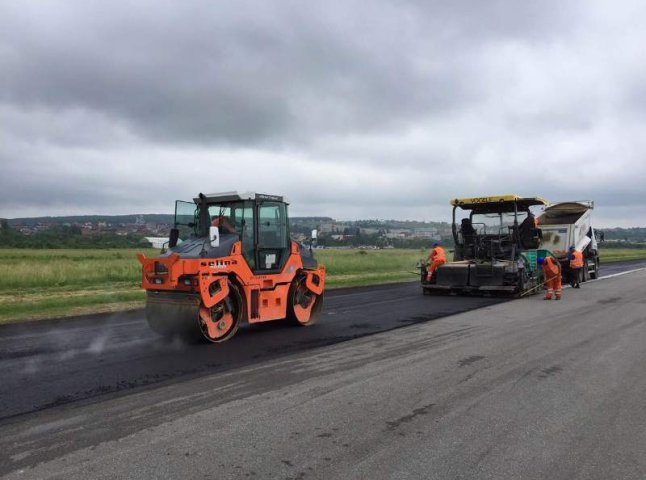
[137,192,325,342]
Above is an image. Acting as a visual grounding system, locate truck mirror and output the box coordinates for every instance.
[209,226,220,247]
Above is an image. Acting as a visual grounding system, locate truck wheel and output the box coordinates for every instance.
[581,261,589,282]
[589,258,599,279]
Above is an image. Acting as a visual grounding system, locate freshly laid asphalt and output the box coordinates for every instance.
[0,278,503,420]
[1,259,645,478]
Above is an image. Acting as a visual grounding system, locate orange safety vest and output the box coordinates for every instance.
[533,217,539,228]
[543,256,560,277]
[569,250,584,269]
[430,246,446,263]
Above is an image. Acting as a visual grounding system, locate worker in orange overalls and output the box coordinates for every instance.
[537,256,562,300]
[426,242,446,282]
[568,245,584,288]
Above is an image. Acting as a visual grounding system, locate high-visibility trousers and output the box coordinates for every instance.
[545,273,562,300]
[426,258,446,281]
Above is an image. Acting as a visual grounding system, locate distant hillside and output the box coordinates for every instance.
[602,227,646,243]
[8,215,336,226]
[2,212,644,250]
[5,214,644,240]
[290,217,334,222]
[8,214,174,226]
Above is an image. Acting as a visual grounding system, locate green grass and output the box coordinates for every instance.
[0,291,145,322]
[0,248,424,324]
[0,246,644,324]
[0,249,156,323]
[0,248,154,291]
[598,248,646,263]
[316,249,423,288]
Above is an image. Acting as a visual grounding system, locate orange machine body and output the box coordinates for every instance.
[138,240,325,325]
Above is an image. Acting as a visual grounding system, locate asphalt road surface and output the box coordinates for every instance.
[0,284,504,420]
[1,259,645,478]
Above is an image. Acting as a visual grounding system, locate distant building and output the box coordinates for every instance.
[319,222,351,235]
[384,232,407,239]
[386,229,412,238]
[330,234,346,240]
[145,237,172,248]
[411,228,440,240]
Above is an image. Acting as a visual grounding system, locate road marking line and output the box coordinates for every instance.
[559,267,646,291]
[594,267,646,282]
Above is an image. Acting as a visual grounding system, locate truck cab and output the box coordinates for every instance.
[538,201,600,280]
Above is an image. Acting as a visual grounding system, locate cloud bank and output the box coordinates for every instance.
[1,0,645,226]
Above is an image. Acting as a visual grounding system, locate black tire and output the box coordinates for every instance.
[287,274,324,326]
[581,260,589,282]
[515,269,526,298]
[589,257,599,279]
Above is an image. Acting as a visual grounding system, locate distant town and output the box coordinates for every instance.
[1,214,645,249]
[2,214,451,249]
[9,215,170,238]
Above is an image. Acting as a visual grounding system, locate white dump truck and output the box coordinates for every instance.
[537,201,600,280]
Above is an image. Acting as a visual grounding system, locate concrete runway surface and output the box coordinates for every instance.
[1,260,645,478]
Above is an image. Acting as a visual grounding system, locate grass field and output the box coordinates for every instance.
[0,247,644,324]
[595,248,646,263]
[0,249,155,324]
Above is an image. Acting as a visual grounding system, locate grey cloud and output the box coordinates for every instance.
[0,0,575,147]
[2,0,646,226]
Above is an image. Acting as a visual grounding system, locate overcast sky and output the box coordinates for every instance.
[1,0,645,226]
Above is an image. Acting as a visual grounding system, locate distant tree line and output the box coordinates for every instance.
[600,227,646,244]
[2,215,644,250]
[7,214,174,227]
[317,232,455,250]
[598,241,646,249]
[0,220,146,249]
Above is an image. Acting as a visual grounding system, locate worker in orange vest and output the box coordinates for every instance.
[426,242,446,282]
[568,245,584,288]
[537,256,562,300]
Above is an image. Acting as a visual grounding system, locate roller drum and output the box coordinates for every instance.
[145,291,203,339]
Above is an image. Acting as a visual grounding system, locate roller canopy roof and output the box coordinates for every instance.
[450,194,548,212]
[193,191,287,204]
